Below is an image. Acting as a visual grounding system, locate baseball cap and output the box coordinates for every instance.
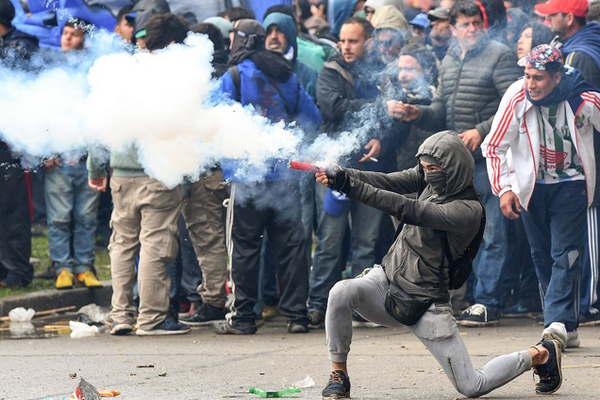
[534,0,589,17]
[409,13,430,30]
[428,7,449,21]
[518,44,563,71]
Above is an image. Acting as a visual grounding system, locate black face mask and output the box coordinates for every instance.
[424,170,446,195]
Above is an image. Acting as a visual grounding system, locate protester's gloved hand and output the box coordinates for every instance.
[315,165,349,192]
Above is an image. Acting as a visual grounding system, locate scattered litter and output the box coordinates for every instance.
[71,378,120,399]
[9,322,35,336]
[77,304,109,326]
[292,376,315,389]
[249,387,302,398]
[69,321,99,338]
[158,370,167,377]
[136,365,155,368]
[44,324,72,334]
[70,373,78,379]
[8,307,35,322]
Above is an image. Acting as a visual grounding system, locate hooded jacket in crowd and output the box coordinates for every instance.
[220,19,321,181]
[561,21,600,88]
[336,132,483,304]
[415,34,521,160]
[262,11,319,99]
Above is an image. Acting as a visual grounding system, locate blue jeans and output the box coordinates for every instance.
[45,162,99,273]
[309,183,384,312]
[472,162,532,312]
[580,206,600,315]
[520,181,586,332]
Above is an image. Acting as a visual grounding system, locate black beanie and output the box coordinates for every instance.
[0,0,16,27]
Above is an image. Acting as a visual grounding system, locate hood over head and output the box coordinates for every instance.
[262,12,297,62]
[204,16,233,40]
[364,0,404,12]
[416,131,475,199]
[371,5,408,31]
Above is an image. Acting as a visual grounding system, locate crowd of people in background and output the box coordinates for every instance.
[1,0,600,345]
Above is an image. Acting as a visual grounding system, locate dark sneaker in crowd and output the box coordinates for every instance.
[322,370,351,399]
[214,319,257,335]
[35,261,57,280]
[287,320,309,334]
[308,309,325,327]
[181,303,226,326]
[110,322,133,336]
[533,339,562,395]
[261,305,280,321]
[136,317,191,336]
[457,304,500,327]
[579,311,600,327]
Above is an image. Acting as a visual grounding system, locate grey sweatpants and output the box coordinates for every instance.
[326,267,532,398]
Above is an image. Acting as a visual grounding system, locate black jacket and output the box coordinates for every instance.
[416,36,521,159]
[316,56,384,170]
[338,132,483,303]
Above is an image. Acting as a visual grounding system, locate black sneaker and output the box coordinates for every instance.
[110,322,133,336]
[214,320,257,335]
[534,339,562,395]
[322,370,351,399]
[457,304,500,327]
[579,311,600,327]
[308,309,325,327]
[287,321,309,334]
[181,303,226,326]
[136,317,191,336]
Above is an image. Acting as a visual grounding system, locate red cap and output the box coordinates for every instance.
[535,0,589,17]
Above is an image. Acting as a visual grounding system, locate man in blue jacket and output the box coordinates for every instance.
[215,19,321,335]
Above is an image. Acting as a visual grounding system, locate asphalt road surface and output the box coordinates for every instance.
[1,318,599,400]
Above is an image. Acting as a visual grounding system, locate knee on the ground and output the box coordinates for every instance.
[455,380,485,398]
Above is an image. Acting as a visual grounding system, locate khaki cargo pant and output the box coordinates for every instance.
[182,169,229,308]
[108,176,183,330]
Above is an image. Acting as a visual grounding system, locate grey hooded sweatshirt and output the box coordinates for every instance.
[339,131,483,303]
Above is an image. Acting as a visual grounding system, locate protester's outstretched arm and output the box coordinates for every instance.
[340,176,481,232]
[343,166,424,195]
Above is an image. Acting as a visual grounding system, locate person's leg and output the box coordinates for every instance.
[0,167,33,286]
[412,309,537,398]
[71,163,100,275]
[45,166,74,270]
[258,234,280,315]
[225,184,266,329]
[108,176,141,329]
[466,162,513,323]
[309,184,349,315]
[349,200,384,277]
[520,185,553,309]
[544,181,586,333]
[579,206,600,324]
[136,178,184,331]
[268,181,309,329]
[182,171,228,309]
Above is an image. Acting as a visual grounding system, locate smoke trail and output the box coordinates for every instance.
[0,32,302,187]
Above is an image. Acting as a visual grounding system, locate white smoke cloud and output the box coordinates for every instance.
[0,32,302,187]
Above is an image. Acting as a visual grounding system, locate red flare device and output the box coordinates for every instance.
[288,160,322,172]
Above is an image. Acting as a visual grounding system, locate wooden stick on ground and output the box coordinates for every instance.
[0,305,77,322]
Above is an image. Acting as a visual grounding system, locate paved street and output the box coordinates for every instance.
[1,318,599,400]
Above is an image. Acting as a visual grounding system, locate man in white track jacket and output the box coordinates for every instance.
[482,44,600,349]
